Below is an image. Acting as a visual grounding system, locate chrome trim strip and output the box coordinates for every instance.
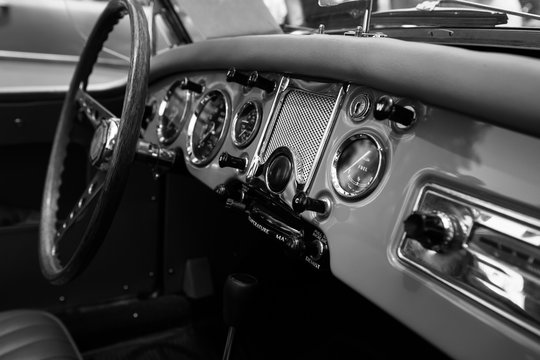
[246,76,289,180]
[0,50,128,67]
[397,183,540,338]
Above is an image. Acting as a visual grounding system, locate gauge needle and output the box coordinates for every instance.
[344,151,371,174]
[237,129,247,138]
[198,122,216,146]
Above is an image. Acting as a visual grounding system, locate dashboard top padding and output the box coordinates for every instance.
[150,34,540,138]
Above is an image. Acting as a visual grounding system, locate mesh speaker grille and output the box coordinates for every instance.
[262,90,336,184]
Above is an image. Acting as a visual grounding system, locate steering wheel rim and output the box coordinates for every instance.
[39,0,150,285]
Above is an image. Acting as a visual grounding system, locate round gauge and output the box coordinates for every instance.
[187,89,230,166]
[156,80,192,145]
[232,101,261,148]
[331,133,385,200]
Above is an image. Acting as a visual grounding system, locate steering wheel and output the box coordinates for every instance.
[39,0,150,285]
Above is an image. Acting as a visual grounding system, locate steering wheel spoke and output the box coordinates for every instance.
[55,171,106,241]
[76,88,116,129]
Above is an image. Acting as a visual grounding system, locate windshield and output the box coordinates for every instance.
[261,0,540,30]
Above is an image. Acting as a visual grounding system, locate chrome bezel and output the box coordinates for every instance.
[186,89,230,167]
[348,90,372,122]
[231,100,262,149]
[156,80,193,146]
[331,133,385,200]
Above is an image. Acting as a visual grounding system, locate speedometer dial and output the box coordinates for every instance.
[232,101,261,148]
[186,90,230,166]
[156,80,192,145]
[331,133,384,200]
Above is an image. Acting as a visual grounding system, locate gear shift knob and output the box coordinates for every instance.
[223,273,259,328]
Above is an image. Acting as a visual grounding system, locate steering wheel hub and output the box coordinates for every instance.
[89,118,119,170]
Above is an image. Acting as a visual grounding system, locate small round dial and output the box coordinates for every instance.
[156,81,192,145]
[331,133,384,200]
[187,90,229,166]
[232,101,261,148]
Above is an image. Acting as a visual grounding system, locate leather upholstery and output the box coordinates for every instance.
[0,310,81,360]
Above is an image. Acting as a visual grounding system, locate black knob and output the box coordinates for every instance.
[248,71,276,93]
[292,192,327,214]
[285,237,305,255]
[223,273,259,328]
[219,152,247,171]
[306,239,325,261]
[266,154,292,193]
[226,67,250,86]
[374,95,415,127]
[179,77,203,94]
[404,211,456,253]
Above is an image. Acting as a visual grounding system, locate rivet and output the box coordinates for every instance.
[123,284,129,291]
[59,296,65,302]
[149,272,155,278]
[132,312,139,319]
[167,268,174,274]
[14,118,23,127]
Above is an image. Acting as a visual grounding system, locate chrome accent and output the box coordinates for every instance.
[398,184,540,337]
[89,118,119,170]
[330,132,385,200]
[186,89,231,166]
[136,140,177,167]
[231,100,262,148]
[246,76,289,180]
[0,50,128,66]
[156,80,193,145]
[348,89,372,122]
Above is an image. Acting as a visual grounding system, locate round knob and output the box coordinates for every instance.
[306,239,325,261]
[265,154,292,193]
[179,77,203,94]
[219,152,247,171]
[292,192,327,214]
[223,273,259,328]
[374,95,415,127]
[404,211,456,253]
[248,71,276,93]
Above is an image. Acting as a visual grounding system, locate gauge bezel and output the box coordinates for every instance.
[331,133,385,200]
[156,80,193,146]
[231,100,262,149]
[186,88,231,167]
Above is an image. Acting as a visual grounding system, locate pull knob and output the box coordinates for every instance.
[219,152,247,172]
[248,71,276,93]
[306,239,325,261]
[374,95,415,127]
[404,211,456,253]
[178,77,203,94]
[226,67,250,86]
[292,192,327,214]
[285,237,305,255]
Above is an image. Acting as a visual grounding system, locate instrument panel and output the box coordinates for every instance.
[142,68,540,352]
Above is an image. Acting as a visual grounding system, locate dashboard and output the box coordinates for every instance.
[140,34,540,359]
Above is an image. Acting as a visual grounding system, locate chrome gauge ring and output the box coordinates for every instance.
[331,133,385,200]
[186,89,230,166]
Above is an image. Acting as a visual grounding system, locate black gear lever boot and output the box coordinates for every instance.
[222,273,259,360]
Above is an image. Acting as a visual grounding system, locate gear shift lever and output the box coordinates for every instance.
[222,273,259,360]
